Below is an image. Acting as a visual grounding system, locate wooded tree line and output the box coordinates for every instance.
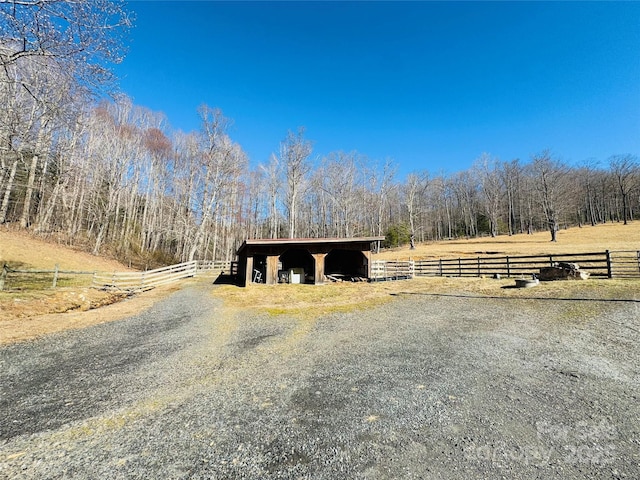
[1,1,638,268]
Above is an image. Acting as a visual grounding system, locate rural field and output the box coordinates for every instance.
[373,222,640,260]
[1,223,639,343]
[1,224,639,478]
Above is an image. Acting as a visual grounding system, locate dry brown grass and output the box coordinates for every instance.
[1,223,638,344]
[212,276,640,321]
[0,227,132,272]
[215,282,401,319]
[374,222,640,260]
[0,227,144,343]
[0,284,182,345]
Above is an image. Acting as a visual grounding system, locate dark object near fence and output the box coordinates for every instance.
[539,262,590,281]
[515,278,539,288]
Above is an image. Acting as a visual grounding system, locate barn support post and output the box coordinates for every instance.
[312,253,327,284]
[266,255,279,284]
[363,250,372,279]
[245,256,254,285]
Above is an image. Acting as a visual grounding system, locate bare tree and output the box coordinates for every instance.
[0,0,132,92]
[187,106,247,261]
[279,128,312,238]
[403,171,429,247]
[530,151,571,242]
[475,153,502,237]
[499,159,525,235]
[314,151,362,238]
[260,154,282,239]
[366,158,396,251]
[609,154,638,225]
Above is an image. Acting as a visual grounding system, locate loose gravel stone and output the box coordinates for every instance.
[1,283,638,479]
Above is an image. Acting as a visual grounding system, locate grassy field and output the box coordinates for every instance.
[217,223,639,320]
[373,222,640,260]
[0,227,140,342]
[1,223,638,343]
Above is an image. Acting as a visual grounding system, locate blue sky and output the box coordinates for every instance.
[116,1,640,178]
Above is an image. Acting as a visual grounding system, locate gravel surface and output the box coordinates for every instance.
[1,282,639,479]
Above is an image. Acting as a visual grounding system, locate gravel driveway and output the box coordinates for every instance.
[1,282,638,479]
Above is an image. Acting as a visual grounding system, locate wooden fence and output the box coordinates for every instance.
[371,250,639,281]
[195,260,234,276]
[2,250,637,292]
[412,251,611,278]
[608,250,640,278]
[91,261,200,291]
[371,260,415,281]
[0,260,235,292]
[0,264,96,291]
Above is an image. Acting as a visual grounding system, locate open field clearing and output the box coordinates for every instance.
[1,223,638,344]
[373,222,640,260]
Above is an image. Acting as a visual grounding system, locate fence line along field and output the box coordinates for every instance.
[1,223,639,344]
[373,222,640,260]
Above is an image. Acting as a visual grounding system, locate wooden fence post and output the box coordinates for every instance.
[52,264,59,288]
[0,264,8,291]
[506,256,510,277]
[606,250,612,278]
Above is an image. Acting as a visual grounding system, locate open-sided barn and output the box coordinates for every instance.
[236,237,385,286]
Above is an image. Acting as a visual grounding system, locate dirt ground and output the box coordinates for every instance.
[0,284,181,345]
[1,283,638,479]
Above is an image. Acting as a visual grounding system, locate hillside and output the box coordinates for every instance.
[0,228,168,344]
[373,222,640,261]
[0,228,132,272]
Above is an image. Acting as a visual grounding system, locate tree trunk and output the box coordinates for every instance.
[20,152,40,228]
[0,159,18,223]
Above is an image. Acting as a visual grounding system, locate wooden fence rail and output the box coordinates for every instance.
[195,260,234,276]
[0,260,236,292]
[0,263,97,291]
[2,250,637,292]
[371,260,415,281]
[411,251,636,279]
[608,250,640,278]
[372,251,639,280]
[91,261,199,291]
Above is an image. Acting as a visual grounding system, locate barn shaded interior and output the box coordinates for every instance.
[235,237,384,286]
[279,248,315,284]
[324,249,367,280]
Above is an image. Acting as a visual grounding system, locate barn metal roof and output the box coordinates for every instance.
[236,236,385,255]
